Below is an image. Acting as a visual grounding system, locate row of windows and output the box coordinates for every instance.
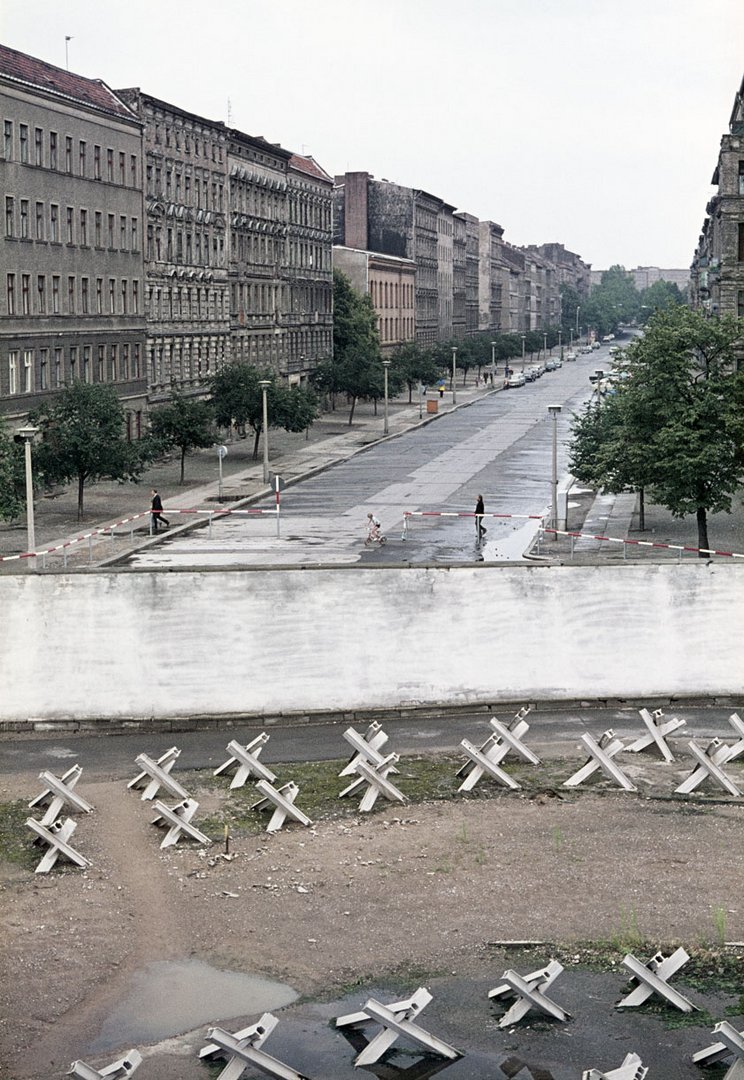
[147,285,227,322]
[150,336,227,386]
[231,282,332,317]
[6,342,142,395]
[147,224,224,267]
[379,316,415,343]
[148,163,224,211]
[232,328,332,365]
[150,122,223,162]
[4,196,138,251]
[2,120,138,185]
[370,280,415,310]
[5,273,140,317]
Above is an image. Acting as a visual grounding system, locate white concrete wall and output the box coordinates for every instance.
[2,564,742,721]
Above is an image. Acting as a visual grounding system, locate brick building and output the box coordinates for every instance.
[0,45,147,429]
[332,245,415,354]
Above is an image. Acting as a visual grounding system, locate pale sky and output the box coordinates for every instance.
[3,0,742,270]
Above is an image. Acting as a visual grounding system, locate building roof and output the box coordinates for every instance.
[289,153,333,183]
[0,43,135,120]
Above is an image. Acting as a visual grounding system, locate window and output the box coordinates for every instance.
[35,201,44,240]
[20,199,29,239]
[123,343,130,379]
[111,343,118,380]
[130,154,137,186]
[81,276,89,313]
[49,131,57,169]
[133,344,141,378]
[8,352,18,394]
[106,147,113,181]
[37,274,46,313]
[109,278,115,313]
[67,275,75,313]
[6,273,15,315]
[65,136,72,172]
[739,223,744,263]
[39,348,48,389]
[108,213,115,247]
[97,344,105,381]
[23,350,33,393]
[94,144,101,179]
[95,211,102,247]
[4,196,13,237]
[132,280,139,314]
[120,215,127,249]
[119,151,125,184]
[79,140,86,176]
[739,162,744,196]
[739,290,744,319]
[19,124,28,162]
[80,208,87,246]
[69,346,77,380]
[96,278,103,314]
[66,206,74,244]
[3,120,12,159]
[54,348,62,386]
[121,280,128,313]
[50,203,59,242]
[52,275,60,313]
[21,274,30,314]
[83,345,92,383]
[131,218,138,250]
[34,127,43,166]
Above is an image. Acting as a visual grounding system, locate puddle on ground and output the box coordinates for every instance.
[89,959,298,1052]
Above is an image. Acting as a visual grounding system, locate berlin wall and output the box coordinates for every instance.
[2,563,742,724]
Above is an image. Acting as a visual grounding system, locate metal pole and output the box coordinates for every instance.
[491,341,496,384]
[521,334,526,372]
[275,475,281,538]
[418,381,423,419]
[382,360,390,435]
[576,305,580,335]
[451,347,457,404]
[218,453,223,502]
[559,329,563,361]
[259,379,271,484]
[548,406,561,541]
[23,437,35,558]
[543,332,548,358]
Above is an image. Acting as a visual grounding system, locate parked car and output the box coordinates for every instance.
[506,372,526,387]
[565,350,577,361]
[524,367,539,382]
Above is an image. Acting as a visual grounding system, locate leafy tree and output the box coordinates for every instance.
[569,306,744,553]
[211,363,318,460]
[315,270,382,424]
[149,393,215,484]
[0,421,25,523]
[390,343,442,403]
[583,266,640,337]
[30,381,149,520]
[639,280,685,321]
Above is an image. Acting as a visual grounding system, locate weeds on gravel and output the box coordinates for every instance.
[607,906,644,952]
[711,905,728,947]
[0,800,37,869]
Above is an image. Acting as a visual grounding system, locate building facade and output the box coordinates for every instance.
[116,89,230,402]
[478,220,505,332]
[455,211,480,336]
[332,245,415,354]
[0,45,147,428]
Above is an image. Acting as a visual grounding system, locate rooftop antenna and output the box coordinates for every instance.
[65,36,73,70]
[227,98,232,127]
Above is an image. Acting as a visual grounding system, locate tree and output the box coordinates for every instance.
[639,279,685,321]
[315,270,382,425]
[389,343,442,403]
[582,266,640,337]
[0,421,25,523]
[30,381,149,520]
[211,363,319,460]
[149,393,215,484]
[569,306,744,553]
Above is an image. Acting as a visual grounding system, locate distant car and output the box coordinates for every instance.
[565,350,577,361]
[545,359,559,371]
[591,341,601,350]
[506,372,526,388]
[524,367,539,381]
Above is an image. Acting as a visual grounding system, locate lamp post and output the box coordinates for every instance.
[259,379,271,483]
[16,424,39,565]
[547,406,561,541]
[558,329,563,360]
[521,333,526,372]
[543,331,548,358]
[451,347,457,405]
[490,340,496,385]
[576,305,580,335]
[382,359,391,435]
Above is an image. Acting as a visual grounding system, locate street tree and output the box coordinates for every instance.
[0,421,25,523]
[569,306,744,553]
[30,381,149,520]
[211,363,318,459]
[390,343,443,402]
[583,266,640,336]
[639,279,685,321]
[148,393,215,484]
[316,270,382,424]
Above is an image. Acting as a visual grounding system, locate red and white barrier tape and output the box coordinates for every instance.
[540,527,744,560]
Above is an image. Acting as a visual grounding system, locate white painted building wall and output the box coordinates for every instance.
[2,564,742,722]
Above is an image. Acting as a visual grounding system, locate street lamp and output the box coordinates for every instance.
[547,406,562,541]
[521,333,526,372]
[451,346,457,405]
[15,424,39,564]
[259,379,271,483]
[382,359,391,435]
[543,331,548,358]
[558,329,563,361]
[490,340,496,385]
[576,305,580,335]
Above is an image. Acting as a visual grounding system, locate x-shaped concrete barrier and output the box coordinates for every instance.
[151,798,211,849]
[68,1050,142,1078]
[200,1013,308,1080]
[693,1020,744,1076]
[128,748,187,801]
[30,765,93,828]
[675,739,742,797]
[214,733,277,790]
[27,816,90,874]
[564,731,637,791]
[251,779,312,833]
[617,947,697,1012]
[626,708,686,762]
[582,1051,648,1079]
[489,959,570,1027]
[336,986,461,1066]
[339,721,394,778]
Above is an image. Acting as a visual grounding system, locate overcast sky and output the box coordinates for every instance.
[3,0,742,270]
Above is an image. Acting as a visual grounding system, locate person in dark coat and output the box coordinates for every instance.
[150,488,170,532]
[475,494,486,541]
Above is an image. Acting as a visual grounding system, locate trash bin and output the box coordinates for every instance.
[426,399,438,414]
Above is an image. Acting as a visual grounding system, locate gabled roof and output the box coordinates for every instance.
[0,43,135,121]
[289,153,332,183]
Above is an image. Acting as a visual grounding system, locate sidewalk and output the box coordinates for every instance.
[0,380,500,570]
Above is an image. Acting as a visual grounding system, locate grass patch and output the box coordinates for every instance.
[0,800,38,869]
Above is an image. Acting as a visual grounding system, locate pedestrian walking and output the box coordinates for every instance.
[150,488,170,532]
[475,494,486,542]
